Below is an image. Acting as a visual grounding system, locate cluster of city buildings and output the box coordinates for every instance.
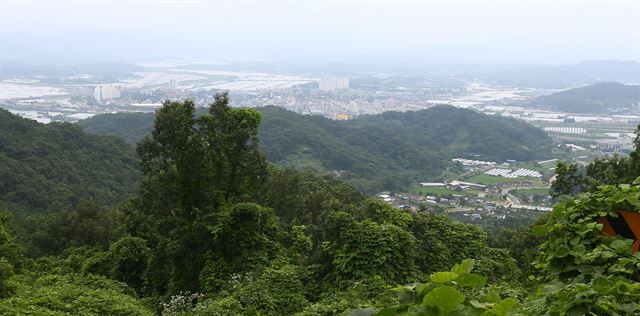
[94,85,121,102]
[318,77,349,91]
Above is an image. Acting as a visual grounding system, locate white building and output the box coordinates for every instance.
[94,85,121,101]
[169,79,177,90]
[420,182,446,187]
[319,77,349,91]
[448,180,486,189]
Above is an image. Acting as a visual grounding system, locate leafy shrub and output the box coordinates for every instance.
[200,203,281,294]
[524,276,640,315]
[194,296,243,315]
[0,273,153,315]
[296,276,395,316]
[352,259,520,315]
[535,181,640,281]
[235,263,310,315]
[528,180,640,314]
[410,213,522,284]
[322,210,417,284]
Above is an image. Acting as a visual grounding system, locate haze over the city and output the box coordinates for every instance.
[2,0,639,65]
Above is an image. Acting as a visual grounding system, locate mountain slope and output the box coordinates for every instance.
[78,105,553,192]
[529,82,640,113]
[0,109,139,213]
[78,112,155,143]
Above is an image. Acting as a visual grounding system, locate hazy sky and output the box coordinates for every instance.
[1,0,639,65]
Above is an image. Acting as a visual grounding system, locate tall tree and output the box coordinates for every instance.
[127,93,268,294]
[200,92,267,207]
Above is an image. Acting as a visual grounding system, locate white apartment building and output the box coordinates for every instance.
[94,85,121,101]
[319,77,349,91]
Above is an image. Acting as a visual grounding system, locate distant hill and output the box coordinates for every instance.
[78,112,155,144]
[0,109,139,213]
[486,60,640,88]
[529,82,640,113]
[260,106,552,191]
[78,105,552,193]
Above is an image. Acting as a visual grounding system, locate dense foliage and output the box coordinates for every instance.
[0,273,153,315]
[358,181,640,315]
[351,259,520,316]
[120,96,517,306]
[2,97,537,315]
[0,109,139,213]
[528,181,640,314]
[13,200,125,257]
[4,95,639,315]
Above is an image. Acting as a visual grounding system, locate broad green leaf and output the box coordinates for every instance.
[449,305,485,316]
[456,273,486,289]
[532,225,549,237]
[469,300,493,309]
[483,291,502,304]
[423,286,465,314]
[430,272,459,284]
[451,259,475,275]
[611,239,633,253]
[485,298,518,316]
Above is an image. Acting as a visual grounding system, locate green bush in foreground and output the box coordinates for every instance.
[358,181,640,316]
[526,180,640,315]
[351,259,519,316]
[0,273,153,315]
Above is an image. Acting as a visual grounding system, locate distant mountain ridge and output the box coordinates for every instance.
[79,105,553,192]
[486,60,640,88]
[529,82,640,113]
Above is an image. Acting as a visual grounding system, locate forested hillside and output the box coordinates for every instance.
[530,82,640,113]
[259,105,552,191]
[1,95,639,315]
[2,95,640,315]
[78,112,155,143]
[79,105,553,192]
[0,109,139,213]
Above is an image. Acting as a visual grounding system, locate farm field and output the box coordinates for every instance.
[409,185,488,197]
[465,173,547,186]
